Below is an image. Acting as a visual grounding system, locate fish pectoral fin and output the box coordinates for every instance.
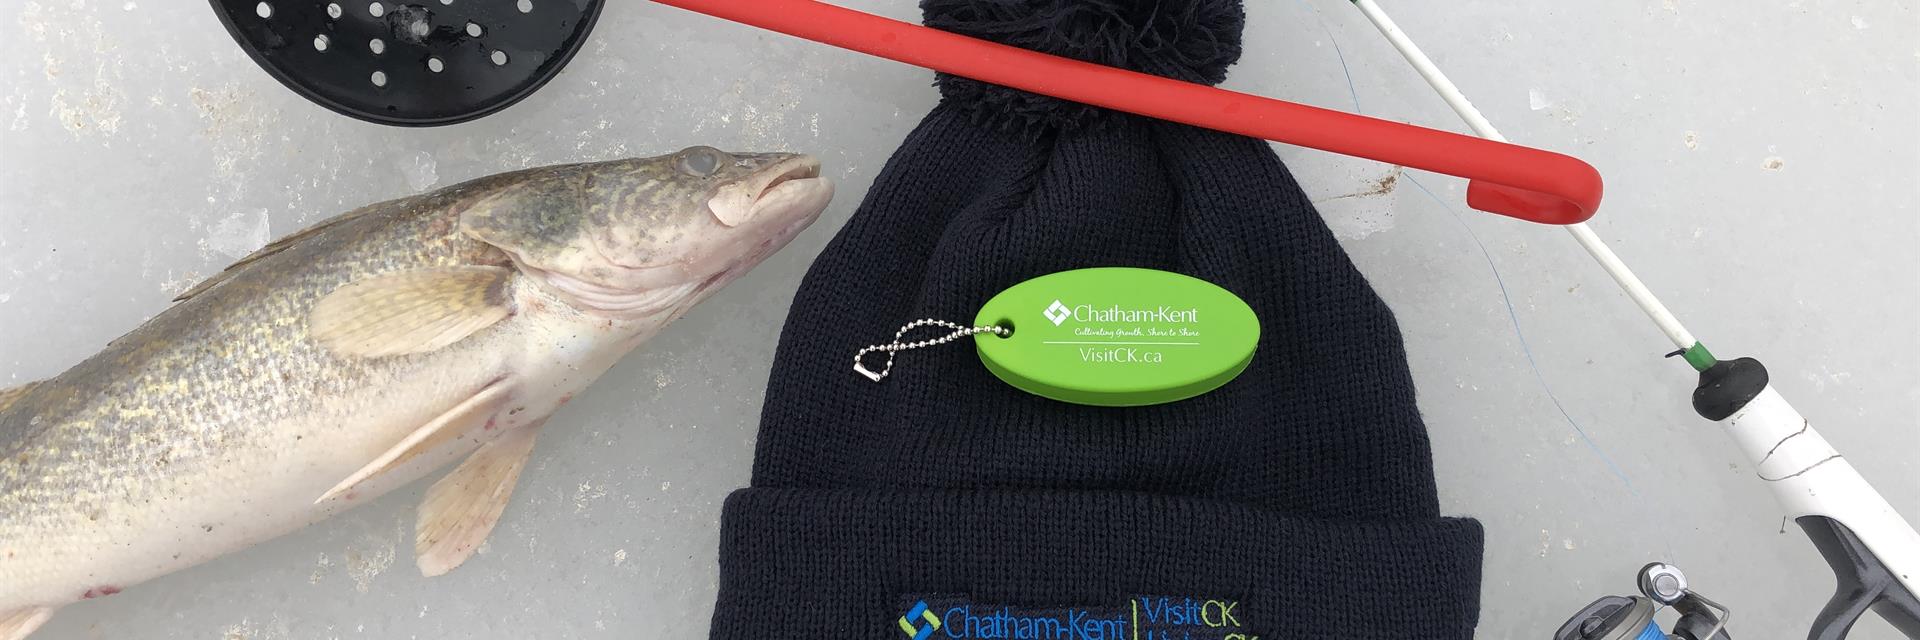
[309,266,515,358]
[315,380,514,504]
[0,606,55,640]
[0,381,37,414]
[415,419,544,577]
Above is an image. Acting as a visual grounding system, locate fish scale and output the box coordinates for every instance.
[1,178,512,597]
[0,147,834,639]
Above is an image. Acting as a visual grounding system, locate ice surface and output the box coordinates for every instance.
[2,1,1916,638]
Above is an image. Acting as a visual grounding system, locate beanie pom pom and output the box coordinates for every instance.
[923,0,1245,131]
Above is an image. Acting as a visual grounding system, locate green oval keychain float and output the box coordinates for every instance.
[972,268,1259,407]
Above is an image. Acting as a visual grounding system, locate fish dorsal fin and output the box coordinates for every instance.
[315,380,514,504]
[0,606,55,640]
[415,419,544,577]
[308,266,515,359]
[173,204,381,303]
[0,382,37,414]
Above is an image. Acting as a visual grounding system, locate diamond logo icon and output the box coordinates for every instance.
[898,601,941,640]
[1044,300,1071,326]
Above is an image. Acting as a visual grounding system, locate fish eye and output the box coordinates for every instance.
[675,147,726,177]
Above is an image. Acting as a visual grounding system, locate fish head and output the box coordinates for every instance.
[460,146,833,316]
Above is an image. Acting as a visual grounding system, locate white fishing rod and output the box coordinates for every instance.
[1346,2,1920,638]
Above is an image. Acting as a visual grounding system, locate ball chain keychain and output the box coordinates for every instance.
[853,319,1009,382]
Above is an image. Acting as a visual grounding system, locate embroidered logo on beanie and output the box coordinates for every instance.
[899,601,944,640]
[897,596,1258,640]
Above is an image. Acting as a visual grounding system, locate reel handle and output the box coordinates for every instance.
[1553,564,1729,640]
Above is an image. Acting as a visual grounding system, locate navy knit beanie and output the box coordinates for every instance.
[709,1,1485,637]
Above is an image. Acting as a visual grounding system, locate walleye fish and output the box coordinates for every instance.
[0,146,833,638]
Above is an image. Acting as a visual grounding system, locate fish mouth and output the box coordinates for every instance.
[669,155,832,300]
[708,155,825,228]
[756,157,822,199]
[701,166,833,289]
[546,158,832,317]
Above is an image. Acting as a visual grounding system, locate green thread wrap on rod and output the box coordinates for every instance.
[1683,342,1717,371]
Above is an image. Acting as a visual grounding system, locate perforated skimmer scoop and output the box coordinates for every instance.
[212,0,603,126]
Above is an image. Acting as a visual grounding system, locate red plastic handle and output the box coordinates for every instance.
[650,0,1602,225]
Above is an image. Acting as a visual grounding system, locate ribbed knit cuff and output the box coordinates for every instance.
[709,488,1483,639]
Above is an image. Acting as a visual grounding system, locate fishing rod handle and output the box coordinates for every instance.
[1710,374,1920,637]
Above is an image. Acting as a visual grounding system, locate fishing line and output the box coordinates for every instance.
[1292,0,1680,559]
[1293,0,1636,491]
[1402,174,1641,497]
